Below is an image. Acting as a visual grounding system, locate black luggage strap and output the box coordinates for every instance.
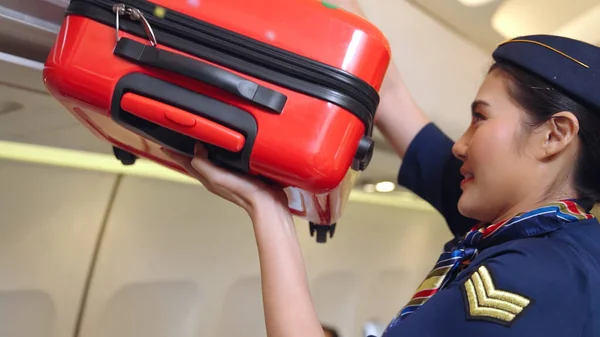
[113,37,288,114]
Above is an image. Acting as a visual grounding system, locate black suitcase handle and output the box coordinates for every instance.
[110,73,258,173]
[113,38,287,114]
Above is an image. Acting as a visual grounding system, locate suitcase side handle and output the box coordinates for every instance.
[111,73,258,173]
[114,38,287,114]
[120,92,246,153]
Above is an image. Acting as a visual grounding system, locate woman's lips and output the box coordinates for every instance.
[460,168,474,187]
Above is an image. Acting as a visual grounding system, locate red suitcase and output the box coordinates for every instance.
[43,0,391,242]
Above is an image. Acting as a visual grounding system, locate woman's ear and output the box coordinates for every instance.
[538,111,579,160]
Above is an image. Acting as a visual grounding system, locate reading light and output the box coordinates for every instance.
[375,181,396,193]
[457,0,497,7]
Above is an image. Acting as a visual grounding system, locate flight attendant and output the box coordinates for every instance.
[164,1,600,336]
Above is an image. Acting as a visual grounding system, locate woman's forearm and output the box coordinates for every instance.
[375,65,430,158]
[249,200,324,337]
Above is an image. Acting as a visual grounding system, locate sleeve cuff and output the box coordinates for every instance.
[397,122,455,194]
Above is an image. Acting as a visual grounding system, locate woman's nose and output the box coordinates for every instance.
[452,132,469,162]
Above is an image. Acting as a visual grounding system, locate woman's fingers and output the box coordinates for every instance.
[161,147,212,187]
[190,143,254,188]
[189,144,217,176]
[162,144,285,212]
[194,143,208,156]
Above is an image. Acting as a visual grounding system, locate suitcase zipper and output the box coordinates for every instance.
[66,0,379,134]
[112,0,379,110]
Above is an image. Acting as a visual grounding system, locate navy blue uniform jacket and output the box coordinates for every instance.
[383,123,600,337]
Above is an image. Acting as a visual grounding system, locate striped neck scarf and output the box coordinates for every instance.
[387,200,594,328]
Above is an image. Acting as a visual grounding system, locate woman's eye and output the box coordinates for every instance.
[472,112,485,123]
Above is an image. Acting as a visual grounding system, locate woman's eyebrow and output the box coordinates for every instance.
[471,100,490,115]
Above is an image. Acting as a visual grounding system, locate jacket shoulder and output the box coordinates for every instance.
[384,238,593,337]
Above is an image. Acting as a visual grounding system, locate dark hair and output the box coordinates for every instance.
[322,325,339,337]
[489,60,600,211]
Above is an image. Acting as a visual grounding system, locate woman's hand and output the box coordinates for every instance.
[162,143,288,217]
[164,143,324,337]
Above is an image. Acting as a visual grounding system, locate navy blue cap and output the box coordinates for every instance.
[492,35,600,111]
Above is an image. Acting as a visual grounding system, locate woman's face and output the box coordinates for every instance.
[451,69,544,223]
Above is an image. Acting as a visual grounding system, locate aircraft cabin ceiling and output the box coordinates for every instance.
[408,0,600,51]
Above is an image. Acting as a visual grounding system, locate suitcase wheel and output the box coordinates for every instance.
[309,222,336,243]
[113,146,138,166]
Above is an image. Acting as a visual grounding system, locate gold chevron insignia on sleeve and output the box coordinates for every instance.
[462,265,532,326]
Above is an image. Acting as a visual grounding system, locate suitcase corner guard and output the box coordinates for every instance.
[352,135,375,171]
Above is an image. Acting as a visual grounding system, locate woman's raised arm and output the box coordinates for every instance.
[331,0,431,158]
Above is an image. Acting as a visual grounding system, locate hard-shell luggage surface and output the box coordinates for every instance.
[44,0,391,242]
